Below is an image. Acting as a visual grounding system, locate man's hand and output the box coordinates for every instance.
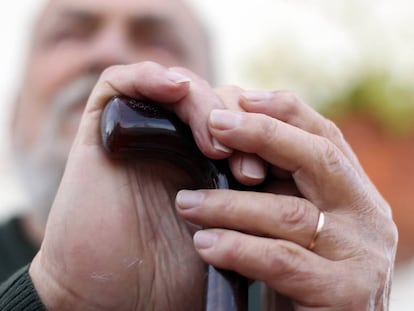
[29,62,233,311]
[176,89,398,310]
[28,62,398,311]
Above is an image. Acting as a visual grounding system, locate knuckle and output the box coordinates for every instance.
[222,236,245,267]
[387,220,399,249]
[379,213,399,251]
[323,118,344,142]
[273,91,303,116]
[276,90,303,106]
[280,198,308,228]
[317,137,346,174]
[217,193,237,217]
[264,242,302,282]
[361,208,399,252]
[100,64,124,79]
[256,115,279,148]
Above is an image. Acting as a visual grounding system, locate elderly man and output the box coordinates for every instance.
[0,0,397,310]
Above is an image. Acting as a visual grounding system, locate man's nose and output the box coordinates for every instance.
[86,25,133,72]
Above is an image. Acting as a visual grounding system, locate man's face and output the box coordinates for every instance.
[12,0,211,219]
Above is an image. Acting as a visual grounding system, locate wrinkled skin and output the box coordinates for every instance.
[11,0,397,310]
[29,62,398,310]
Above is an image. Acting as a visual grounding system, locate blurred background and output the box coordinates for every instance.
[0,0,413,309]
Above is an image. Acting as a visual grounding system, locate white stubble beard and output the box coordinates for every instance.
[13,74,100,225]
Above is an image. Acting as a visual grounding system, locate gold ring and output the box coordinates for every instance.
[308,211,325,250]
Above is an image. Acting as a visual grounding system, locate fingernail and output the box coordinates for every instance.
[194,230,217,249]
[166,70,192,84]
[210,109,242,130]
[241,157,266,179]
[241,91,272,101]
[176,190,204,209]
[212,137,232,153]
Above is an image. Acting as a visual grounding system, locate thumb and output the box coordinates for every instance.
[74,61,191,147]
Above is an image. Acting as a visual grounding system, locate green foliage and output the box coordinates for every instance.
[322,71,414,134]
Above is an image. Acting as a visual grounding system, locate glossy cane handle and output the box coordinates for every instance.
[100,96,247,311]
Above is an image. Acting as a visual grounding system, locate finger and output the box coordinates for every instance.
[166,67,233,159]
[176,188,365,260]
[192,229,354,307]
[240,91,327,136]
[75,62,192,147]
[208,110,364,210]
[176,189,325,250]
[92,63,191,109]
[240,91,367,177]
[214,86,245,111]
[228,152,267,186]
[240,90,392,215]
[214,86,267,184]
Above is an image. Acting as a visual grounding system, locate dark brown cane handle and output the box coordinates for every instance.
[100,96,248,311]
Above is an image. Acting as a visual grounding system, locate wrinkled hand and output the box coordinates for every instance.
[28,61,398,311]
[175,89,398,310]
[29,62,237,311]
